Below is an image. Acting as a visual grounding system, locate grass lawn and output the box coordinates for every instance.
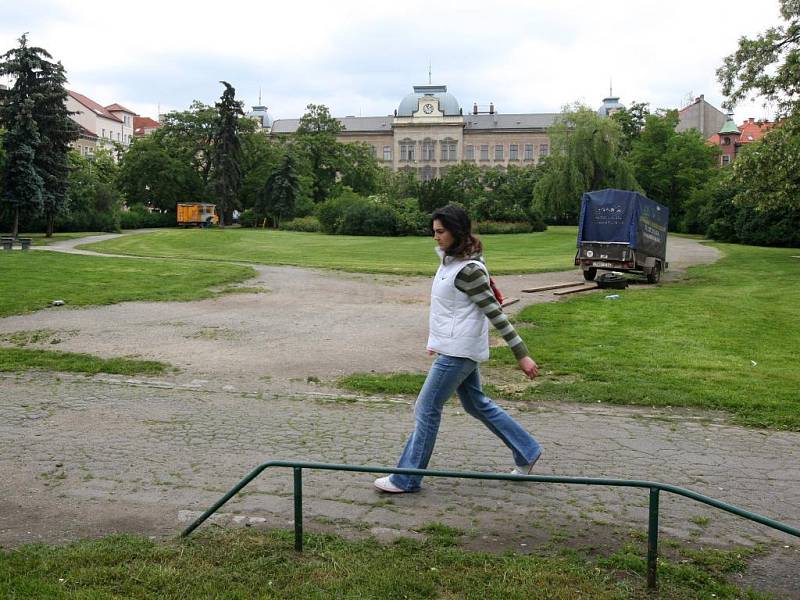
[0,347,167,375]
[0,528,768,599]
[0,251,256,317]
[340,243,800,431]
[79,226,580,275]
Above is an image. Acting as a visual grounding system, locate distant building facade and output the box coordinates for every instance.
[133,116,161,137]
[707,115,774,166]
[271,84,560,180]
[676,94,728,140]
[66,90,136,155]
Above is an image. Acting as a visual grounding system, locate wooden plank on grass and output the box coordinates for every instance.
[501,297,520,308]
[553,284,599,296]
[522,282,588,293]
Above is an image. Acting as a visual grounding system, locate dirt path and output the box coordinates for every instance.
[14,232,720,382]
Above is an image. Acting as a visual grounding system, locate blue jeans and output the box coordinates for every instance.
[389,354,542,492]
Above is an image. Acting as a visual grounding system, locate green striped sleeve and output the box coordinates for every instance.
[455,263,529,361]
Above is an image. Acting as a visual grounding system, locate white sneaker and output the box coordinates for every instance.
[510,450,542,475]
[374,476,406,493]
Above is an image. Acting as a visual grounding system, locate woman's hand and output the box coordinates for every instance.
[518,356,539,379]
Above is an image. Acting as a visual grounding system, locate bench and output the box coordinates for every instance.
[1,237,32,251]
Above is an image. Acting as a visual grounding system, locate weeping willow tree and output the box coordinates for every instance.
[533,104,640,223]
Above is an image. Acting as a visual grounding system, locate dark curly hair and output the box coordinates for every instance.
[431,204,482,258]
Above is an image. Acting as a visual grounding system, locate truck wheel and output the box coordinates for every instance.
[583,268,597,281]
[646,264,661,284]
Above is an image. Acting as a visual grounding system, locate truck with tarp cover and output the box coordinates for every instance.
[575,189,669,283]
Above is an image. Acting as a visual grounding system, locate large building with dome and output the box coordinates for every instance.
[266,84,566,180]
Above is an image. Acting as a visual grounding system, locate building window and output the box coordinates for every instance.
[400,141,416,162]
[721,155,731,165]
[539,143,549,156]
[509,144,518,160]
[465,145,474,160]
[421,165,434,181]
[722,137,731,146]
[524,144,534,160]
[495,144,504,160]
[101,128,105,138]
[441,140,456,161]
[383,145,392,161]
[422,139,435,161]
[480,144,489,161]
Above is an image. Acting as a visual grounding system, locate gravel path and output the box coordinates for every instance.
[3,232,798,597]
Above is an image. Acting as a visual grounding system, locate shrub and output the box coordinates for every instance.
[339,200,397,236]
[119,205,176,229]
[238,209,257,228]
[316,194,357,234]
[279,216,321,232]
[475,221,536,234]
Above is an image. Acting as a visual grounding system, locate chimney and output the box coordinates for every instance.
[473,102,478,115]
[749,117,755,123]
[489,102,495,115]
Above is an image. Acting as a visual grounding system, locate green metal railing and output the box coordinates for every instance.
[181,461,800,590]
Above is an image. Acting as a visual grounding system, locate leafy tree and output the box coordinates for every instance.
[533,104,639,223]
[717,0,800,118]
[155,101,218,185]
[729,114,800,213]
[377,167,418,203]
[118,135,206,211]
[338,142,382,196]
[239,132,285,211]
[417,177,457,214]
[257,151,300,228]
[65,149,122,231]
[209,81,244,225]
[441,162,482,211]
[629,110,719,228]
[295,103,342,203]
[478,165,542,223]
[611,101,650,155]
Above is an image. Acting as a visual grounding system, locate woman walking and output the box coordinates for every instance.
[374,205,543,493]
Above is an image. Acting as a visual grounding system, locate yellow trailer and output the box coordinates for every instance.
[177,203,219,227]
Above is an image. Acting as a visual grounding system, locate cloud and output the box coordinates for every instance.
[0,0,785,122]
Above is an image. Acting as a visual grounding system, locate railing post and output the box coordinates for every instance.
[647,487,660,590]
[294,467,303,552]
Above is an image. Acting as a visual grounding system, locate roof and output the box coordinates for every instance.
[68,90,123,123]
[133,116,161,135]
[739,118,773,143]
[271,116,394,134]
[718,118,741,135]
[271,112,559,134]
[76,124,99,140]
[105,103,137,115]
[464,113,559,130]
[397,84,461,117]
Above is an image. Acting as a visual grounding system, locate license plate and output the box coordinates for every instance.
[591,261,616,268]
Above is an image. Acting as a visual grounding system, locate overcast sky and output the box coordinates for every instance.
[0,0,782,124]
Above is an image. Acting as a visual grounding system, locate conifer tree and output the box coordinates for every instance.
[0,34,77,236]
[209,81,243,226]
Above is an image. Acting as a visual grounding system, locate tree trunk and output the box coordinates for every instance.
[46,213,55,237]
[12,208,19,238]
